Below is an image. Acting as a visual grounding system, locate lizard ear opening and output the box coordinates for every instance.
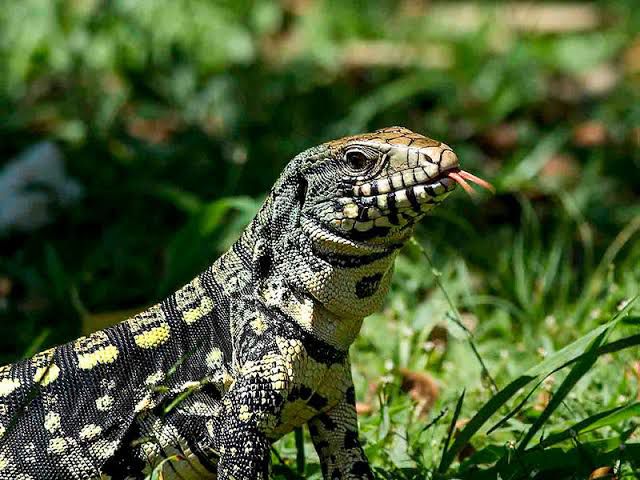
[296,177,308,208]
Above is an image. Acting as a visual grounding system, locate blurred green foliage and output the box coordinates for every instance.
[1,0,640,478]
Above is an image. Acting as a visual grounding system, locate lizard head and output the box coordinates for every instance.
[296,126,465,250]
[264,126,491,328]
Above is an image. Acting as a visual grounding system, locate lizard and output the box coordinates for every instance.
[0,126,492,480]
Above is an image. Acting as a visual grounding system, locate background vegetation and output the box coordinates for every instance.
[1,1,639,478]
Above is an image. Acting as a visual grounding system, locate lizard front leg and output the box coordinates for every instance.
[198,382,277,479]
[308,386,374,480]
[194,345,292,480]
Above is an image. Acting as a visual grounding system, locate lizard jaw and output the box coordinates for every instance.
[331,171,457,235]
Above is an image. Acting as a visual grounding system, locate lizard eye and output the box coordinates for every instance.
[344,150,371,172]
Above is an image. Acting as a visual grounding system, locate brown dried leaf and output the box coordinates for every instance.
[624,38,640,74]
[631,128,640,148]
[356,402,373,415]
[280,0,315,15]
[428,324,449,349]
[452,418,474,461]
[455,418,470,430]
[400,0,429,17]
[458,442,476,462]
[341,41,453,70]
[541,154,580,181]
[399,368,439,417]
[367,381,379,395]
[578,64,619,96]
[573,121,608,147]
[0,277,12,298]
[426,2,600,35]
[460,313,478,333]
[589,466,616,480]
[631,361,640,400]
[127,114,182,145]
[504,3,601,33]
[482,123,520,151]
[533,390,551,412]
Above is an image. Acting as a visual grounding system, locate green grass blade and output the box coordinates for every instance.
[596,332,640,356]
[438,376,534,473]
[486,377,546,435]
[538,402,640,449]
[489,331,640,436]
[21,328,51,359]
[524,296,636,378]
[437,389,465,473]
[295,426,305,474]
[411,237,499,392]
[459,443,640,480]
[436,299,637,473]
[516,329,609,451]
[499,130,567,188]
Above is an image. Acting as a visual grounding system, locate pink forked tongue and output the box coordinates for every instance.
[447,170,495,196]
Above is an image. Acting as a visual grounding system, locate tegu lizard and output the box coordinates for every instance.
[0,127,492,479]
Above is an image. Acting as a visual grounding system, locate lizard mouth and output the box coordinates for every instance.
[331,165,494,236]
[324,158,495,238]
[350,167,494,216]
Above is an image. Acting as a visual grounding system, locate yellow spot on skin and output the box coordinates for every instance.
[270,371,288,391]
[0,454,7,471]
[90,439,119,460]
[134,325,170,349]
[48,437,68,455]
[0,424,5,438]
[79,424,103,440]
[77,346,119,370]
[238,405,252,422]
[96,395,114,411]
[134,395,152,413]
[222,372,235,390]
[184,401,212,416]
[44,412,61,433]
[145,371,164,385]
[0,378,20,397]
[206,348,223,368]
[250,316,267,335]
[183,297,214,324]
[343,203,359,219]
[273,400,319,436]
[16,474,36,480]
[34,363,60,386]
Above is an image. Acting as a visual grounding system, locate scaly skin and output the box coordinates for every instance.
[0,127,459,479]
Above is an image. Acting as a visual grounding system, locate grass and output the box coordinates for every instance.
[270,219,640,479]
[1,1,640,478]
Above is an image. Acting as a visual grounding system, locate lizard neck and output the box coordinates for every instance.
[211,190,400,351]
